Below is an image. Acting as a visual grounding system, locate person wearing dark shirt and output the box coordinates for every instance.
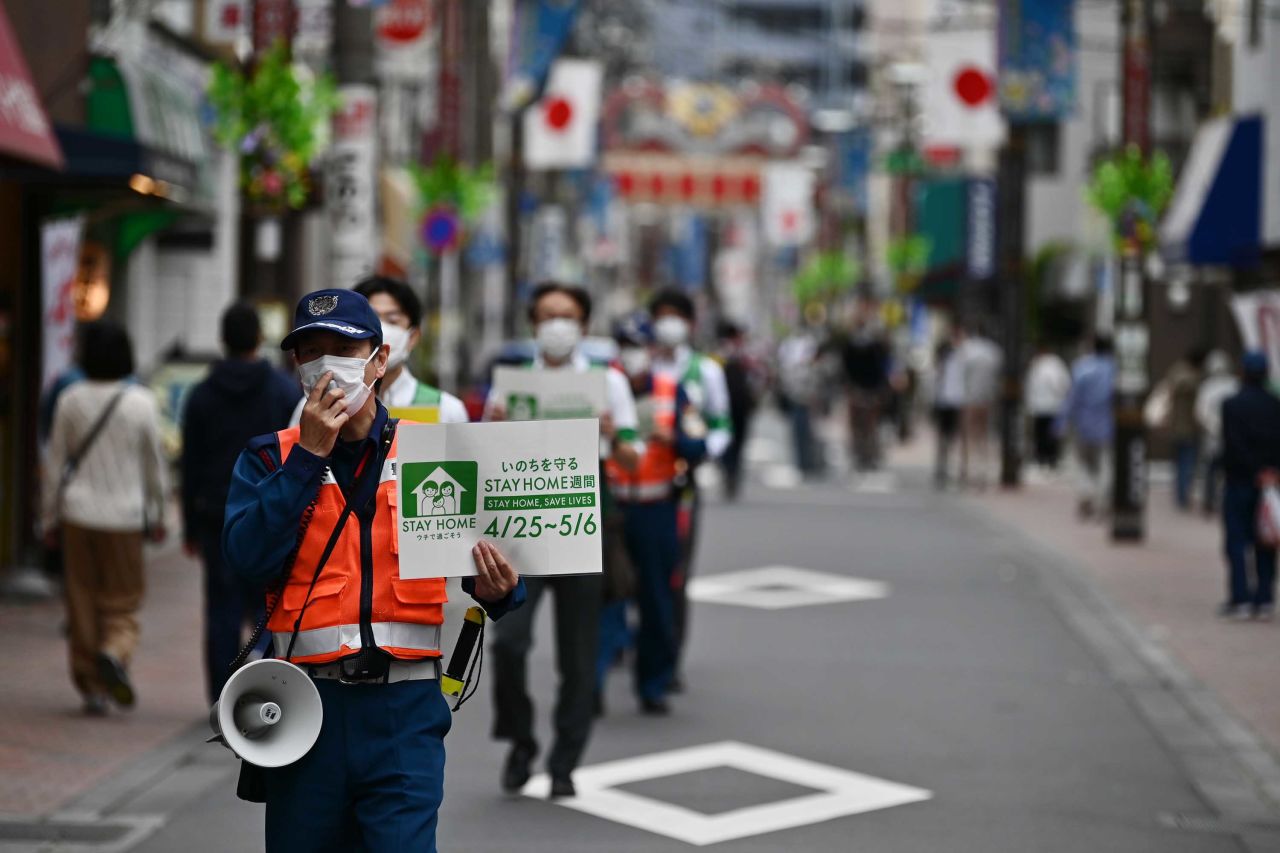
[840,305,890,472]
[1218,351,1280,620]
[716,321,757,500]
[181,303,302,701]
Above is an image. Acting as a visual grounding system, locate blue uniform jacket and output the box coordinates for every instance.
[222,402,525,619]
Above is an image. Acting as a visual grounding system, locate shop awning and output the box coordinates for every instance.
[0,4,64,169]
[1160,114,1262,267]
[86,56,208,203]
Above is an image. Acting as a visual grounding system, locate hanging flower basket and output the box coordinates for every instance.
[207,43,338,212]
[1086,145,1173,254]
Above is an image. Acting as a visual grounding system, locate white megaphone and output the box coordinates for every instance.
[209,659,323,768]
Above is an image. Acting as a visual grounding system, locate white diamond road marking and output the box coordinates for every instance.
[688,566,889,610]
[523,741,932,846]
[849,471,897,494]
[760,464,803,490]
[745,437,785,464]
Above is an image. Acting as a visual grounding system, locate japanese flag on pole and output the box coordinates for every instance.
[761,162,815,248]
[523,59,603,170]
[922,29,1005,151]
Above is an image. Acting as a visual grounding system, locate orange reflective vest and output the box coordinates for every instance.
[607,373,680,502]
[267,424,446,665]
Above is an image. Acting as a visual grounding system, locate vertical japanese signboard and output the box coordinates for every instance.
[327,85,379,289]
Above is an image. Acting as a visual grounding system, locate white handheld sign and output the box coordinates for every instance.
[491,366,608,421]
[395,420,603,578]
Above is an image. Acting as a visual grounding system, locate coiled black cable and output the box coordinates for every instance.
[227,495,319,674]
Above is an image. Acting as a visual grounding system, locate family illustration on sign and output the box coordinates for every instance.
[410,466,468,517]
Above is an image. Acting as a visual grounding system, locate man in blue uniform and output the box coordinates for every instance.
[223,289,525,852]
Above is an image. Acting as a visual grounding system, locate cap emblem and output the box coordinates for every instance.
[307,294,339,316]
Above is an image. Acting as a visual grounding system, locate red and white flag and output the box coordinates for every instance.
[761,162,815,248]
[523,59,603,170]
[922,29,1005,152]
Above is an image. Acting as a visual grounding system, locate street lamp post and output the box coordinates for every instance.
[1111,0,1154,542]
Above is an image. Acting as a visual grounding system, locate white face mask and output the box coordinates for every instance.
[654,316,690,348]
[619,346,651,378]
[381,323,412,369]
[536,318,582,361]
[298,349,379,416]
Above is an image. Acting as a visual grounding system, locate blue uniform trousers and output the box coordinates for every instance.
[625,500,681,702]
[264,676,451,852]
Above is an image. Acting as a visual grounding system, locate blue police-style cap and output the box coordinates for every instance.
[280,289,383,351]
[613,311,653,347]
[1242,350,1269,377]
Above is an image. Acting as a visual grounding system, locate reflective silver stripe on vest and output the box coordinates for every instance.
[274,621,442,659]
[318,456,398,487]
[614,480,675,503]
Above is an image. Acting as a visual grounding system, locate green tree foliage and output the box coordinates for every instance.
[886,235,932,292]
[410,157,496,224]
[793,251,860,305]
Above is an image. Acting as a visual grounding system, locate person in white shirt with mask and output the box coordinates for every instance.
[354,276,468,422]
[485,282,639,800]
[288,276,468,426]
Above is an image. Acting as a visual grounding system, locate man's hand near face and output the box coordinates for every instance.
[299,371,350,457]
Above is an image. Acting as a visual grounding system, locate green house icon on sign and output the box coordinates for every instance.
[402,461,478,517]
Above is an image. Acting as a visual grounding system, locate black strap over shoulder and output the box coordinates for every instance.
[58,387,127,502]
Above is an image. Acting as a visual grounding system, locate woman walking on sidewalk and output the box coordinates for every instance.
[42,321,167,715]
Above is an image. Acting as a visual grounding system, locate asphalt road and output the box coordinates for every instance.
[107,431,1276,852]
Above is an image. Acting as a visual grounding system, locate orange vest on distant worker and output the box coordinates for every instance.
[607,373,680,502]
[267,424,446,665]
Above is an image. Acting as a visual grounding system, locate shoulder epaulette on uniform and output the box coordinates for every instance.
[246,431,284,472]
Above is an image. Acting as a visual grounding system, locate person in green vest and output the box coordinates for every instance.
[649,289,732,690]
[354,276,469,422]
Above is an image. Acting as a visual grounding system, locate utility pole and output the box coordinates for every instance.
[504,113,526,339]
[996,125,1026,488]
[1111,0,1153,541]
[459,0,494,384]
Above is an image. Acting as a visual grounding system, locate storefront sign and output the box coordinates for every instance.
[395,420,603,577]
[327,85,379,288]
[0,4,62,169]
[41,218,83,392]
[967,178,997,280]
[375,0,437,82]
[1231,289,1280,385]
[998,0,1077,122]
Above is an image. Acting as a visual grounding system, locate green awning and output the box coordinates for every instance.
[86,56,214,209]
